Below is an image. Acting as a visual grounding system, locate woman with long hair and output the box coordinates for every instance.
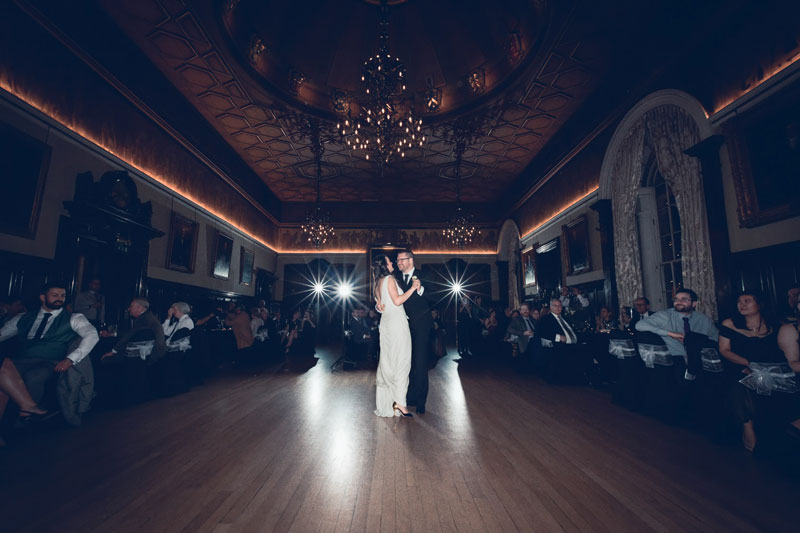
[372,255,419,417]
[719,291,791,451]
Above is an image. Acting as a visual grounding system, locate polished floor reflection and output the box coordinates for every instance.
[1,348,797,532]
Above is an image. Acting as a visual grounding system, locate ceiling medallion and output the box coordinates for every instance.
[249,35,266,64]
[468,68,486,94]
[337,0,424,165]
[289,69,306,95]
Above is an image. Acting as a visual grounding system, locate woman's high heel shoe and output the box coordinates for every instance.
[393,402,413,418]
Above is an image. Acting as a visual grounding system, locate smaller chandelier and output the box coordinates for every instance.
[301,206,335,248]
[443,206,478,248]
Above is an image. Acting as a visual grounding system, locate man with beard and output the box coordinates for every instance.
[636,288,718,379]
[0,283,98,403]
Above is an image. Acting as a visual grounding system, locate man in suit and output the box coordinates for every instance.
[506,303,536,355]
[394,249,436,414]
[538,298,591,383]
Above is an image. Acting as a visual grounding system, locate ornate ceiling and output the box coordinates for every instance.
[96,0,607,206]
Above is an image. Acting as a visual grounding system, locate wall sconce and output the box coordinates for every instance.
[468,68,486,94]
[289,70,306,95]
[505,32,523,65]
[425,78,442,112]
[249,35,266,64]
[331,89,350,114]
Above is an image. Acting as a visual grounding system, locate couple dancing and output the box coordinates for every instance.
[373,249,435,418]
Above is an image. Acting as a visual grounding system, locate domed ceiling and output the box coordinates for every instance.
[83,0,649,223]
[222,0,547,118]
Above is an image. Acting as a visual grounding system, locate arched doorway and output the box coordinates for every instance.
[599,90,718,318]
[497,219,522,309]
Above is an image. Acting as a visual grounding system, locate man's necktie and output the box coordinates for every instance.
[524,317,532,331]
[557,315,575,343]
[683,317,691,336]
[403,274,409,286]
[33,313,52,340]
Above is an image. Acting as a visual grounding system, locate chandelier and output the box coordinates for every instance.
[300,119,335,248]
[336,0,424,165]
[441,115,487,247]
[444,206,478,248]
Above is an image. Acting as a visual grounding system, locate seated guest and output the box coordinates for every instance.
[510,309,520,320]
[783,285,800,324]
[162,302,194,346]
[299,309,317,355]
[0,358,50,446]
[102,298,166,363]
[506,303,537,356]
[595,306,618,332]
[636,288,718,377]
[224,305,254,359]
[538,298,591,383]
[249,307,264,338]
[719,291,793,451]
[777,298,800,435]
[0,283,98,404]
[73,278,105,327]
[0,297,26,327]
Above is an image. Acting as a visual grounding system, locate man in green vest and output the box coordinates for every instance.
[0,283,99,402]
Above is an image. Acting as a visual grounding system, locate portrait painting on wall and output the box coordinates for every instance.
[367,244,408,300]
[212,232,234,280]
[522,247,536,287]
[166,212,198,273]
[240,247,254,286]
[563,216,591,275]
[725,82,800,227]
[0,122,51,239]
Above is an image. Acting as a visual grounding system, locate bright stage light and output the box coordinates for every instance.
[336,282,353,298]
[450,282,464,295]
[313,282,325,295]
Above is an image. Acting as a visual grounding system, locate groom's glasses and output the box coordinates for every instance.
[397,258,411,263]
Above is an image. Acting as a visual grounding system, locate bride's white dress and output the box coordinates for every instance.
[374,276,412,417]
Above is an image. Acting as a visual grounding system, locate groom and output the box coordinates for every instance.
[394,249,435,414]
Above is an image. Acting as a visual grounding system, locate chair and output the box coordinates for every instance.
[636,331,679,424]
[609,330,644,410]
[152,328,191,397]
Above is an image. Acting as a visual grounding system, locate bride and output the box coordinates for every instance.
[373,255,420,417]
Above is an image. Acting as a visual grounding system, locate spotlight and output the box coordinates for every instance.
[450,282,463,295]
[336,282,353,299]
[313,282,325,295]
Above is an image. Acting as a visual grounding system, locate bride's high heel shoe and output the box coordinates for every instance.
[393,402,413,418]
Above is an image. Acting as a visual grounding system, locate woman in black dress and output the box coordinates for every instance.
[777,298,800,436]
[719,291,795,451]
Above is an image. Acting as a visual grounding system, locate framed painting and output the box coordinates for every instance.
[212,232,234,280]
[240,247,254,286]
[563,216,591,275]
[724,84,800,228]
[521,246,537,287]
[367,243,408,301]
[166,212,198,273]
[0,122,51,239]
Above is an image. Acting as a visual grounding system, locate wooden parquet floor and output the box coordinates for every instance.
[1,347,797,532]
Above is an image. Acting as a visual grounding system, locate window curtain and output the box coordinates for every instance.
[609,119,646,314]
[609,105,717,319]
[645,105,717,319]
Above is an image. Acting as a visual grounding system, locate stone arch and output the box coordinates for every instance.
[598,90,718,318]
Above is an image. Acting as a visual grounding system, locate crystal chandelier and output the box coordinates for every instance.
[441,115,487,247]
[337,0,424,165]
[301,120,335,248]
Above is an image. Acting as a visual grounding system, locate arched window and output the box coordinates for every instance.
[637,154,683,309]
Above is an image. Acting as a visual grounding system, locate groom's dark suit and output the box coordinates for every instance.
[395,268,435,411]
